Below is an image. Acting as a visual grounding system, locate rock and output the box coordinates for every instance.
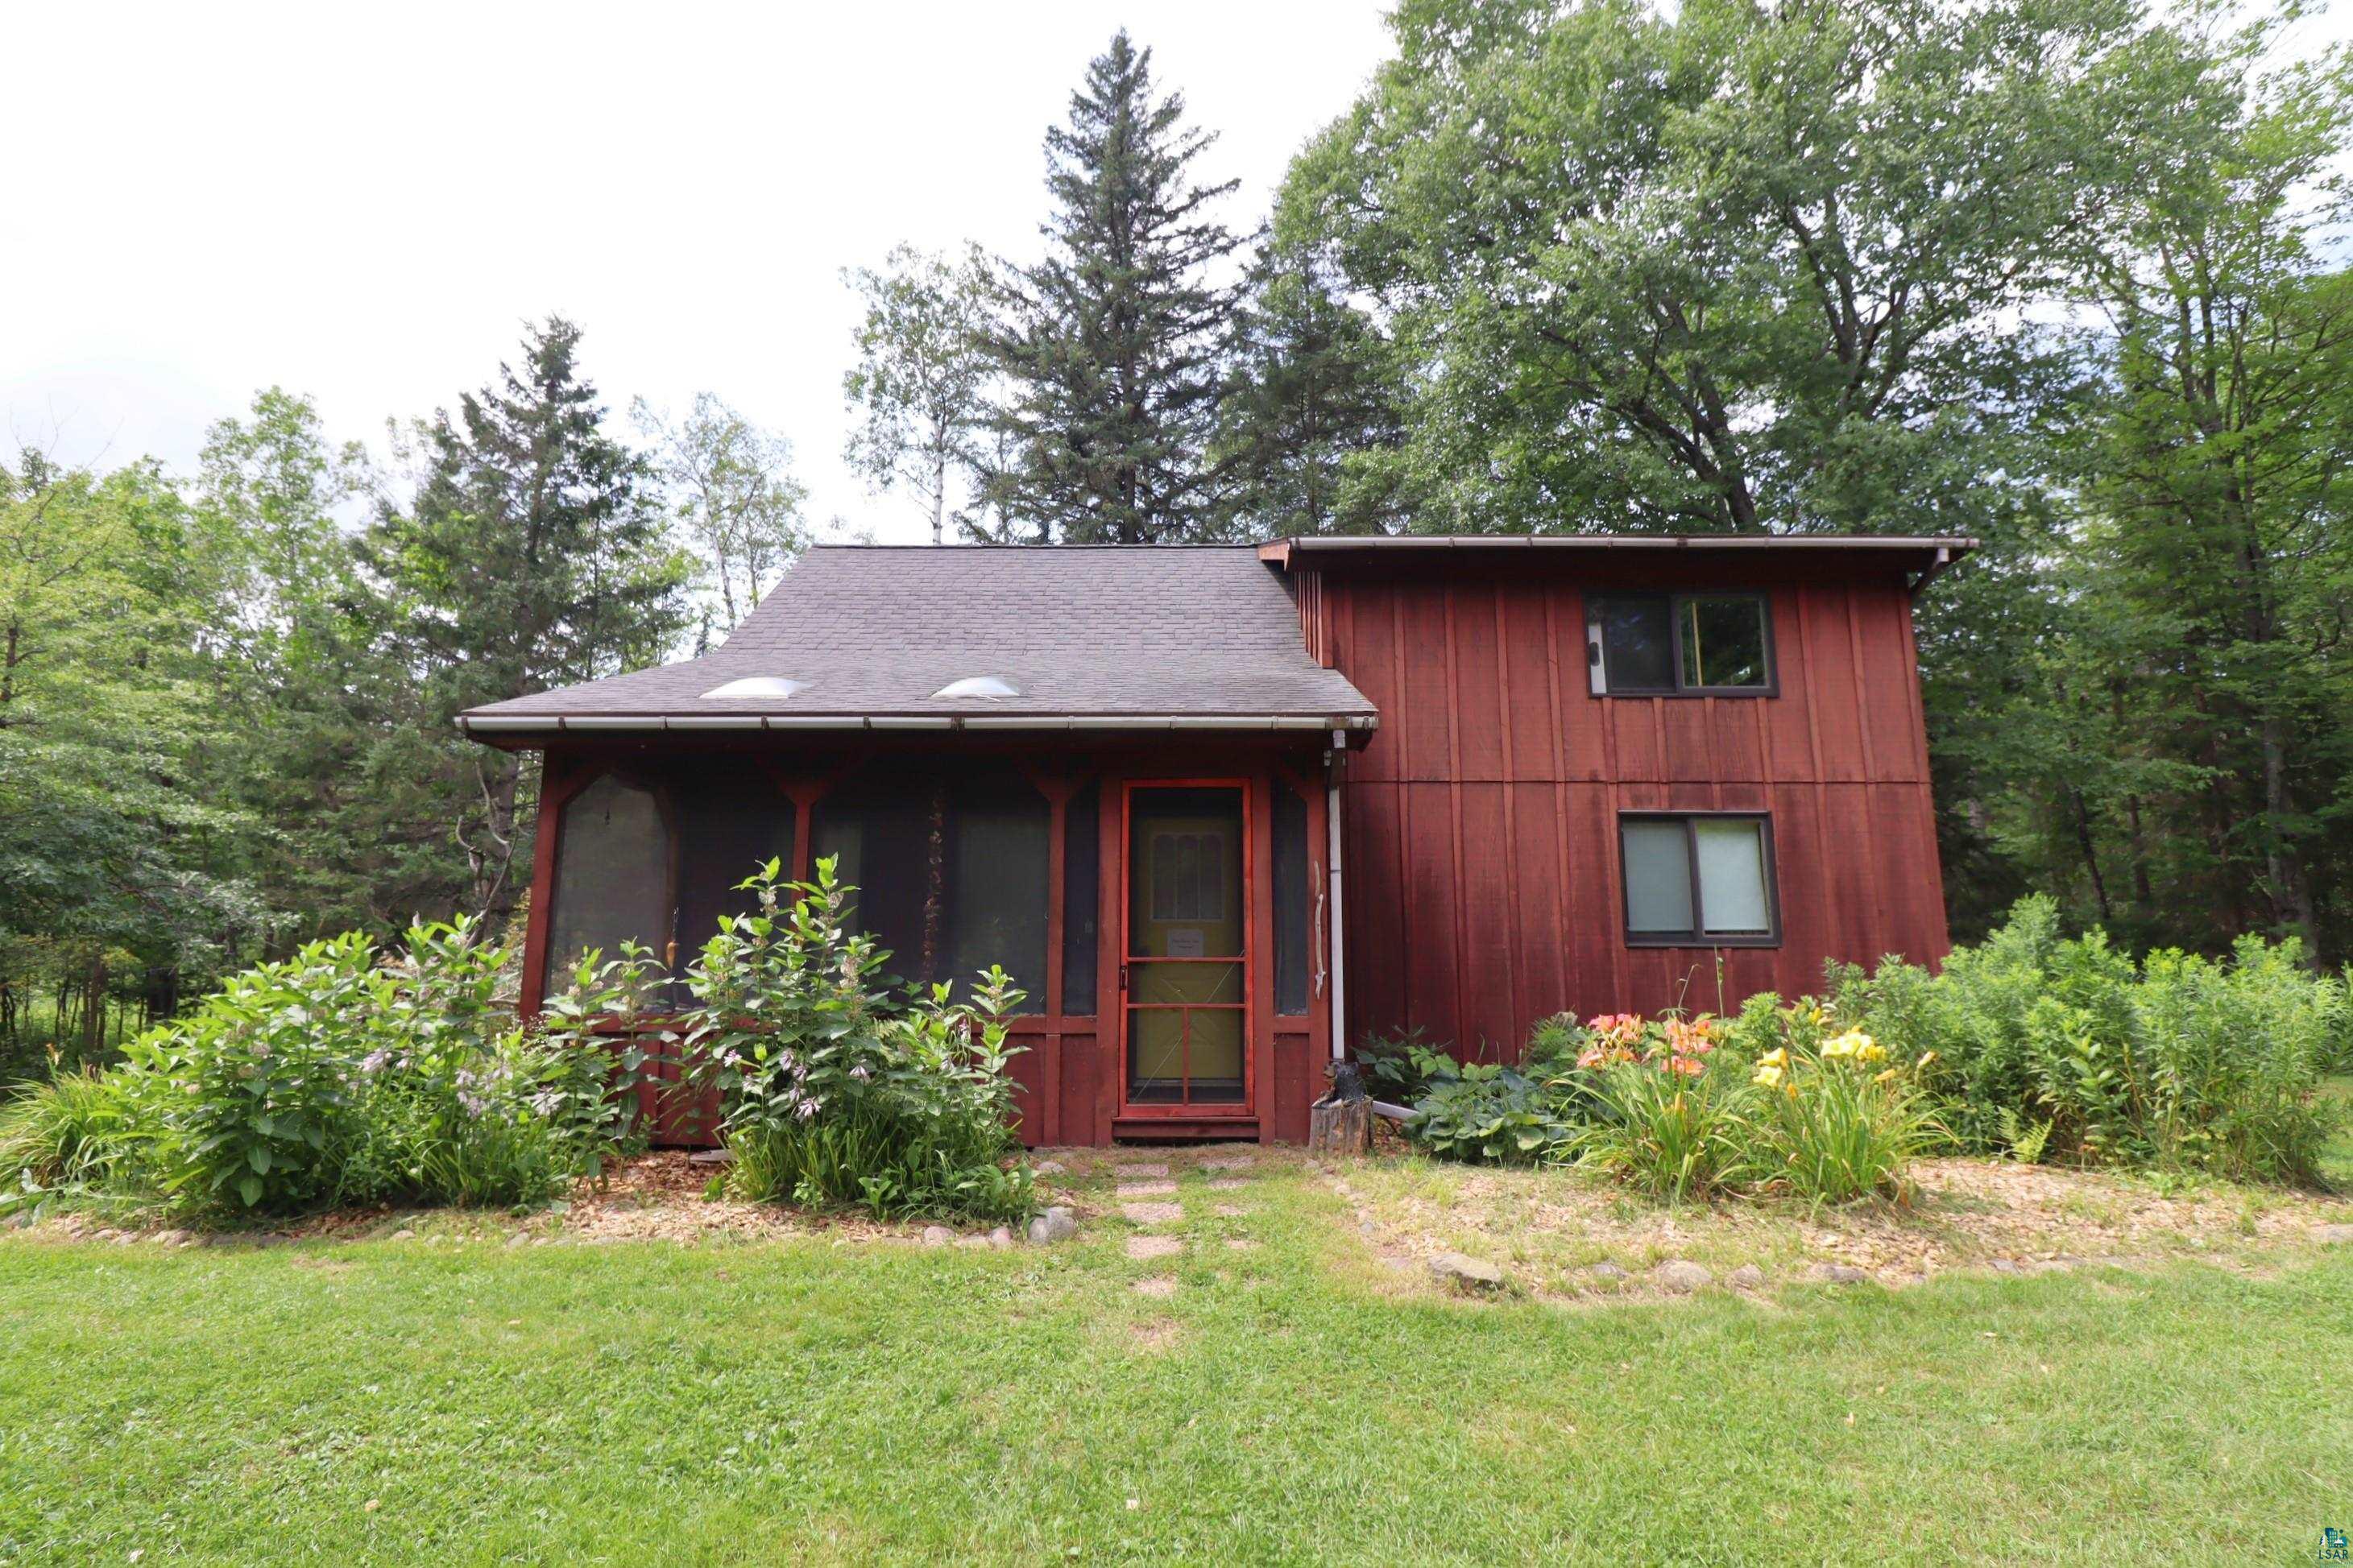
[1199,1156,1256,1172]
[1582,1261,1629,1282]
[987,1227,1015,1249]
[505,1232,528,1250]
[1204,1177,1250,1191]
[687,1148,734,1165]
[1652,1260,1713,1293]
[2313,1223,2353,1245]
[1807,1263,1867,1285]
[151,1229,190,1248]
[388,1229,416,1243]
[93,1228,121,1242]
[1025,1206,1078,1245]
[1033,1160,1067,1176]
[955,1235,988,1250]
[1988,1257,2020,1273]
[1115,1180,1178,1197]
[920,1225,955,1247]
[1114,1160,1170,1178]
[1125,1235,1183,1260]
[1727,1264,1766,1289]
[1120,1202,1184,1227]
[1428,1252,1506,1292]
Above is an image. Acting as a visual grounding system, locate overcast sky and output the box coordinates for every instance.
[3,2,1394,544]
[12,3,2351,548]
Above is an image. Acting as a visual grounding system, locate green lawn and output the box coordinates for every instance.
[4,1158,2351,1566]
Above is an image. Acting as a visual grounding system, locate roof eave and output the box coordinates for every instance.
[459,710,1381,738]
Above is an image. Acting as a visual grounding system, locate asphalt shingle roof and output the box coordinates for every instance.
[459,545,1377,730]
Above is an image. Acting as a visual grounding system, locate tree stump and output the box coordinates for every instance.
[1308,1094,1371,1156]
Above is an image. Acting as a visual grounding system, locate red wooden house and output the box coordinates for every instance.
[461,533,1969,1146]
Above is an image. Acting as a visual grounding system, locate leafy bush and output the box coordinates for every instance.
[1353,1029,1454,1105]
[5,921,656,1220]
[0,1067,142,1206]
[677,858,1035,1223]
[1832,897,2348,1184]
[1404,1061,1583,1164]
[1567,1057,1750,1202]
[1742,1026,1948,1206]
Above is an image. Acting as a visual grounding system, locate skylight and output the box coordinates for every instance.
[701,676,809,700]
[931,676,1023,700]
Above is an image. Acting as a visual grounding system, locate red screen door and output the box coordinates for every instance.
[1121,783,1251,1113]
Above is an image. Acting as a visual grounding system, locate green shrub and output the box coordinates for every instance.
[1565,1058,1751,1202]
[1833,897,2348,1184]
[22,921,656,1220]
[1404,1061,1583,1164]
[677,858,1035,1223]
[1742,1026,1949,1206]
[0,1068,142,1209]
[1353,1029,1455,1105]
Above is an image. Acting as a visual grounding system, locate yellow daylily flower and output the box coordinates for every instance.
[1759,1047,1790,1069]
[1752,1063,1786,1090]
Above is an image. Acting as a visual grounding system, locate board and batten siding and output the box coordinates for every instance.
[1311,561,1951,1061]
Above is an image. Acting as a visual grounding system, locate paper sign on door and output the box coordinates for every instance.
[1166,929,1206,958]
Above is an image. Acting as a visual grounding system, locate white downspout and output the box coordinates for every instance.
[1326,732,1348,1063]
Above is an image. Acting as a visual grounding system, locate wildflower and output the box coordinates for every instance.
[1916,1050,1939,1069]
[1758,1047,1789,1069]
[1667,1054,1705,1078]
[1872,1068,1899,1085]
[795,1097,819,1120]
[1752,1062,1786,1090]
[529,1089,564,1116]
[360,1049,391,1075]
[849,1064,872,1082]
[1576,1045,1606,1070]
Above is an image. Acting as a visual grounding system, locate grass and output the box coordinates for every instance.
[4,1157,2352,1564]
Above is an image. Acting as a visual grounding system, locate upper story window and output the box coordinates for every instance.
[1587,592,1775,695]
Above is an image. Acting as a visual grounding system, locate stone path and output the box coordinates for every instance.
[1114,1150,1269,1308]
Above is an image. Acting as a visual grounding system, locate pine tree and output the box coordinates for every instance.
[363,317,689,918]
[976,31,1252,543]
[1213,249,1413,536]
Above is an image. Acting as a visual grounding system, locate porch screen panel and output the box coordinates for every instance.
[1061,782,1100,1016]
[810,768,932,987]
[673,774,796,958]
[546,774,672,984]
[1272,784,1310,1015]
[942,773,1050,1007]
[811,764,1049,1007]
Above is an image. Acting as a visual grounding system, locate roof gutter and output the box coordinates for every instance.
[1263,533,1980,556]
[459,712,1381,738]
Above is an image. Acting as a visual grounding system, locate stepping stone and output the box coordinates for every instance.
[2314,1223,2353,1244]
[1224,1238,1258,1252]
[1205,1177,1250,1191]
[1126,1235,1183,1260]
[1199,1156,1256,1172]
[1652,1260,1713,1293]
[1121,1202,1185,1227]
[1213,1205,1248,1218]
[1806,1263,1866,1284]
[1429,1252,1506,1292]
[1114,1160,1170,1177]
[1131,1277,1177,1299]
[1727,1264,1766,1289]
[1116,1180,1178,1197]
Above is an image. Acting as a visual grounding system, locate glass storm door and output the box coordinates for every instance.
[1121,784,1251,1112]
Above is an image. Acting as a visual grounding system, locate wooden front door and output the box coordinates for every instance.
[1119,781,1253,1118]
